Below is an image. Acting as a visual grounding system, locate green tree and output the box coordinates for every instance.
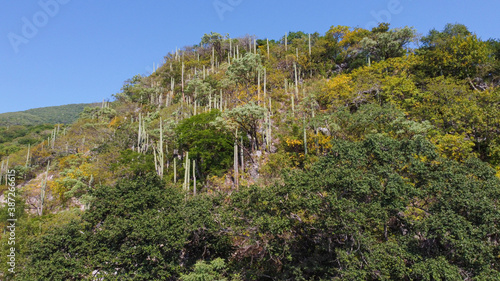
[220,102,266,150]
[417,23,490,79]
[176,110,233,178]
[360,24,416,61]
[224,53,263,94]
[201,32,225,62]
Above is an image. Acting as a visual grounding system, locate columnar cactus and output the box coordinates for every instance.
[183,152,190,192]
[153,118,164,178]
[25,144,31,168]
[234,130,239,189]
[193,160,196,196]
[174,157,177,183]
[258,70,261,105]
[182,61,185,101]
[267,38,270,60]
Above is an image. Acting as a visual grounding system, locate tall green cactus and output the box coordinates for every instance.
[25,144,31,168]
[258,69,261,105]
[193,160,196,196]
[264,68,267,100]
[183,152,190,192]
[234,130,239,189]
[219,90,222,111]
[174,157,177,183]
[294,62,299,98]
[212,47,215,71]
[153,118,164,178]
[0,159,4,184]
[182,61,185,101]
[303,116,308,155]
[267,38,270,60]
[3,157,10,186]
[240,135,244,173]
[137,113,148,154]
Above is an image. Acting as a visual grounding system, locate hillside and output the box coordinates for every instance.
[0,23,500,280]
[0,103,97,126]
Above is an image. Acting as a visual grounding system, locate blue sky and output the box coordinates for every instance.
[1,0,499,113]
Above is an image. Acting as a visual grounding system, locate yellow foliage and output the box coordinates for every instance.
[206,173,232,192]
[327,25,369,49]
[431,133,476,162]
[285,138,303,147]
[321,74,353,107]
[310,133,333,154]
[108,116,124,128]
[403,206,427,222]
[58,154,84,170]
[49,180,66,200]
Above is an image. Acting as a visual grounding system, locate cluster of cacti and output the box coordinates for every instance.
[101,99,110,108]
[113,33,316,189]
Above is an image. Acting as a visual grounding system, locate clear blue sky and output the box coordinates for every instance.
[1,0,498,113]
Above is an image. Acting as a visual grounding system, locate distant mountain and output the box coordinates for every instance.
[0,103,98,126]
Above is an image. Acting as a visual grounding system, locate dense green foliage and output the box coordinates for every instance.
[17,137,500,280]
[1,23,500,280]
[176,110,234,178]
[0,124,55,158]
[20,174,232,280]
[226,135,500,279]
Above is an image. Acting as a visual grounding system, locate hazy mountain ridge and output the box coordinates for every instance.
[0,103,98,126]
